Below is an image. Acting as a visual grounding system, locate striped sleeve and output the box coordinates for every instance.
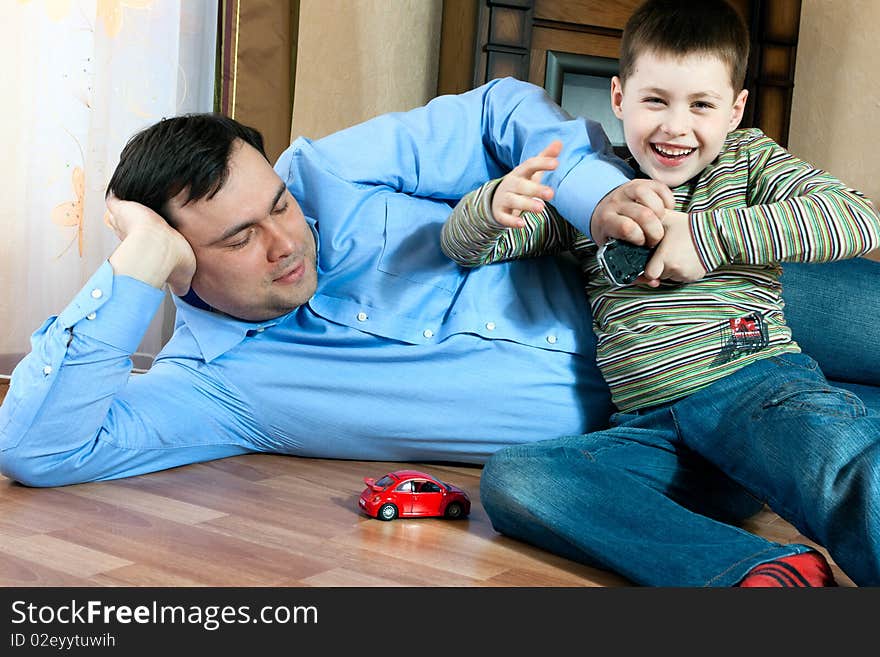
[689,132,880,271]
[441,178,578,267]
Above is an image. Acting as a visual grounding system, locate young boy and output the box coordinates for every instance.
[441,0,880,586]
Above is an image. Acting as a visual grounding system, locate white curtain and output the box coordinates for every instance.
[0,0,218,376]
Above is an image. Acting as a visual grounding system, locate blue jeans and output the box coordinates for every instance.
[481,353,880,586]
[782,258,880,387]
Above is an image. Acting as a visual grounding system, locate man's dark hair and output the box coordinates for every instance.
[619,0,750,91]
[106,113,267,226]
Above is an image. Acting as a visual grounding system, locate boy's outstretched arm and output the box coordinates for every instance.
[490,140,561,228]
[441,142,579,267]
[443,142,677,268]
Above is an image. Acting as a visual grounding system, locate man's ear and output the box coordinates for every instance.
[729,88,749,131]
[610,76,625,120]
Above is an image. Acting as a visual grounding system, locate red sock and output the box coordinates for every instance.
[738,552,837,587]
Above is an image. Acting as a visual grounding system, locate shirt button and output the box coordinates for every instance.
[86,312,97,320]
[485,322,496,331]
[356,312,368,322]
[546,335,558,344]
[90,289,103,299]
[256,327,265,333]
[42,365,53,375]
[423,329,434,339]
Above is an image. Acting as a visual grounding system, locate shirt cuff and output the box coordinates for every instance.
[57,261,167,354]
[552,157,631,238]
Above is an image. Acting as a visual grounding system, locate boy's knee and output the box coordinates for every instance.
[481,445,522,493]
[480,442,557,512]
[480,447,520,510]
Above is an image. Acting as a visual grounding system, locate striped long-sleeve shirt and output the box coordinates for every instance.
[442,128,880,412]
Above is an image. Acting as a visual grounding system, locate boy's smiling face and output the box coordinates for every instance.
[611,51,749,188]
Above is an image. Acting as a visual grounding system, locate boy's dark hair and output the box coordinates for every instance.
[619,0,750,91]
[106,113,267,226]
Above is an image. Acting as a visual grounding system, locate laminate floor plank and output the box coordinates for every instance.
[50,517,335,586]
[66,484,229,525]
[0,534,133,578]
[0,550,97,587]
[199,515,503,586]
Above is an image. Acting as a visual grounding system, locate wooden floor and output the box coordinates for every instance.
[0,382,855,587]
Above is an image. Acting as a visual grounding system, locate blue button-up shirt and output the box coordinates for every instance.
[0,78,630,486]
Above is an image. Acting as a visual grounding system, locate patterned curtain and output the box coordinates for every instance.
[0,0,218,376]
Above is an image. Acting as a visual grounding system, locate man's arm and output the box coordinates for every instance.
[0,201,251,486]
[689,132,880,271]
[277,77,632,238]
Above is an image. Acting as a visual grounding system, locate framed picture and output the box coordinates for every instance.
[544,51,630,159]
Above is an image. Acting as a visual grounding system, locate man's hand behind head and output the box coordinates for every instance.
[106,195,197,296]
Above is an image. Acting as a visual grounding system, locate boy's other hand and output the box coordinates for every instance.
[641,210,707,286]
[105,195,197,296]
[491,141,562,228]
[590,179,674,247]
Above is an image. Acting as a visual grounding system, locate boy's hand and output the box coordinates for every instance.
[105,195,197,296]
[491,141,562,228]
[640,210,707,286]
[590,179,675,247]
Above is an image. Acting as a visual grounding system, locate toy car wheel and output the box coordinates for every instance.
[444,502,464,519]
[377,503,398,521]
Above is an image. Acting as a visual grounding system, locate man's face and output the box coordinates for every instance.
[170,140,318,322]
[611,51,748,188]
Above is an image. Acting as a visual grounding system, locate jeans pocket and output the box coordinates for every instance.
[762,383,868,419]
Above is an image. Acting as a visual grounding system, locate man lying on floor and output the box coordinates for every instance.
[1,78,878,486]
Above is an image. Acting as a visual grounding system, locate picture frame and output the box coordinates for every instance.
[544,50,631,159]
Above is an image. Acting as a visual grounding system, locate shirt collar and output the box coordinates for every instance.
[172,215,321,362]
[171,297,281,362]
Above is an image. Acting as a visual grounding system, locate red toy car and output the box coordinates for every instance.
[358,469,471,521]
